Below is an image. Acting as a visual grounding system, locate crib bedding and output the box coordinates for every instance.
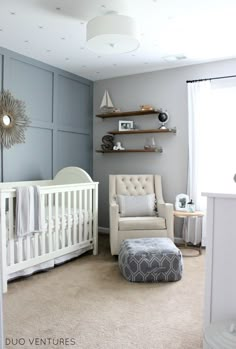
[6,208,92,280]
[7,246,91,281]
[5,207,90,239]
[43,207,90,232]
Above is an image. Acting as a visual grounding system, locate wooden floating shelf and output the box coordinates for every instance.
[96,148,163,154]
[108,127,176,135]
[96,109,161,118]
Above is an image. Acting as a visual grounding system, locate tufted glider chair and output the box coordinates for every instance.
[109,174,174,255]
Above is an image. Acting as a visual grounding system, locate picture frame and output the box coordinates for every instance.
[175,193,189,211]
[118,120,134,131]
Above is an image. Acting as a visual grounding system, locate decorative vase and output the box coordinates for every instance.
[187,199,195,212]
[144,136,156,149]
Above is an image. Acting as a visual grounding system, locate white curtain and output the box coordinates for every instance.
[185,81,212,246]
[186,78,236,245]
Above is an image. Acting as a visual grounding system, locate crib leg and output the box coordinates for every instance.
[93,241,98,256]
[93,184,98,256]
[2,275,7,294]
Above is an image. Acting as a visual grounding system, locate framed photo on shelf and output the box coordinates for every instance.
[118,120,134,131]
[175,193,189,211]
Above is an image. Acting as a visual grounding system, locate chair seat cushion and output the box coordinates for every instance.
[118,237,183,282]
[119,216,166,231]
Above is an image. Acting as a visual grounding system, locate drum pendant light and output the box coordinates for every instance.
[86,13,139,54]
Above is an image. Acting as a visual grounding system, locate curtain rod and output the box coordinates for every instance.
[186,74,236,83]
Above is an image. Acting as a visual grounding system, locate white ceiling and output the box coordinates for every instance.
[1,0,236,81]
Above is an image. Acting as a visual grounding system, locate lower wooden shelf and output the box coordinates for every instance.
[96,148,163,153]
[108,127,176,135]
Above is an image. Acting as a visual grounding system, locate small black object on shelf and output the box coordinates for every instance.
[158,111,169,129]
[187,199,195,212]
[101,134,114,151]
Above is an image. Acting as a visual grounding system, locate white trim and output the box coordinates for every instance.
[98,226,109,234]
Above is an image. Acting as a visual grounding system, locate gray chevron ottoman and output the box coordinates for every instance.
[118,237,183,282]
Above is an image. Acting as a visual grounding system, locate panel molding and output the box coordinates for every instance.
[0,46,91,86]
[57,126,90,135]
[0,46,93,181]
[30,121,54,130]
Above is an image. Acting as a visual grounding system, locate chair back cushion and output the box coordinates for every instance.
[116,175,154,196]
[109,174,164,206]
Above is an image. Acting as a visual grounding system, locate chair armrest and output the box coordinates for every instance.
[158,203,174,240]
[110,202,119,230]
[109,202,120,255]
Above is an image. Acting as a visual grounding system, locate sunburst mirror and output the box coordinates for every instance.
[0,90,30,148]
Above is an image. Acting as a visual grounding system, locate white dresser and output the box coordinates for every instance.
[203,192,236,327]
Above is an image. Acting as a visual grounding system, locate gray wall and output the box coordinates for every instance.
[93,58,236,236]
[0,47,93,182]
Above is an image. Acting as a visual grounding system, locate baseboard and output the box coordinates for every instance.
[98,226,109,234]
[99,227,185,244]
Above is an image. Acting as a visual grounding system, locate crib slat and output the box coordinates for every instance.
[73,190,77,244]
[88,188,92,241]
[67,191,71,246]
[9,241,15,266]
[61,192,65,248]
[48,193,53,253]
[25,236,31,260]
[55,192,59,250]
[79,190,82,242]
[41,194,46,255]
[92,183,99,255]
[9,198,15,265]
[18,238,23,263]
[84,189,88,241]
[34,233,39,258]
[9,198,14,240]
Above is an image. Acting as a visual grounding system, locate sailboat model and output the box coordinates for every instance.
[100,90,115,113]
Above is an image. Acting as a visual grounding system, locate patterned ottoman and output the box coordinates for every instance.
[118,237,183,282]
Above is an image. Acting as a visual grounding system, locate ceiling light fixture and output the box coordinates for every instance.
[86,12,139,54]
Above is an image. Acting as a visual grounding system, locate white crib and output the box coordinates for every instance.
[0,167,98,293]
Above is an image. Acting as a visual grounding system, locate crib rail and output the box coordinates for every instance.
[0,181,98,293]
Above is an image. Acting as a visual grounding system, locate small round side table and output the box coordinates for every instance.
[173,210,204,256]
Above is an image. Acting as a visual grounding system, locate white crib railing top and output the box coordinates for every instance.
[53,167,94,185]
[0,180,52,190]
[0,182,98,197]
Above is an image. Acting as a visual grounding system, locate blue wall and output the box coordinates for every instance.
[0,47,93,182]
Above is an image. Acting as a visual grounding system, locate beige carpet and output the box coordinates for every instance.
[3,234,205,349]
